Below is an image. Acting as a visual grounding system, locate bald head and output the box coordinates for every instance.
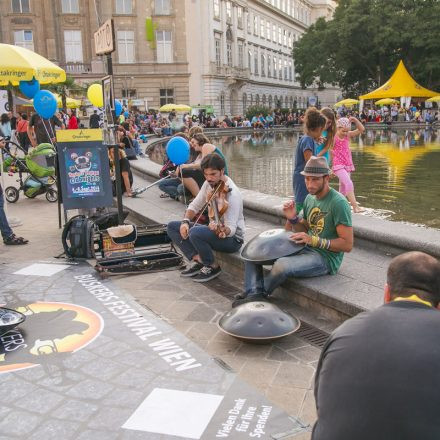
[387,252,440,306]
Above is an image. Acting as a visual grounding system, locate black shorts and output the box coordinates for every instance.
[181,168,205,188]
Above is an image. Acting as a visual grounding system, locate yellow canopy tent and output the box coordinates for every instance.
[359,60,438,100]
[426,96,440,103]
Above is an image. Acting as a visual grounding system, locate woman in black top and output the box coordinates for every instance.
[109,147,133,197]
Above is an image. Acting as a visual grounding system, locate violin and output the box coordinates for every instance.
[206,180,230,238]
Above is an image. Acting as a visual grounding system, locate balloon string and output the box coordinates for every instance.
[179,166,187,208]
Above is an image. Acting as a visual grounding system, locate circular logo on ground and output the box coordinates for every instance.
[0,302,103,374]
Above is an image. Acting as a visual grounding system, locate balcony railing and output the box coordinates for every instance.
[61,63,92,74]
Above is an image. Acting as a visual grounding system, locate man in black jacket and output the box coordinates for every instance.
[313,251,440,440]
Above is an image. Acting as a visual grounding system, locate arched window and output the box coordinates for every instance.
[290,96,293,108]
[220,92,225,115]
[268,95,272,108]
[242,93,247,112]
[249,94,253,106]
[262,94,266,105]
[255,94,260,105]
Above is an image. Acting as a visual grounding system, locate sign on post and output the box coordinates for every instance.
[94,19,115,55]
[56,129,113,210]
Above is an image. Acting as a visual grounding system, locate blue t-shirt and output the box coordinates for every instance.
[315,130,330,165]
[293,135,316,204]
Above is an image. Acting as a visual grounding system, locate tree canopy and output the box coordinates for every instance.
[293,0,440,97]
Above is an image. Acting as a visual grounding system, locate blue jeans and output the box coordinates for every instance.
[132,139,142,155]
[244,247,329,296]
[159,178,181,199]
[167,221,242,266]
[0,185,13,240]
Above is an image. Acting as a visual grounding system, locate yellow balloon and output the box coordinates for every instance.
[87,84,103,108]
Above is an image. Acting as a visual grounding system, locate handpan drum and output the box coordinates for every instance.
[0,307,26,335]
[218,301,300,343]
[240,228,305,265]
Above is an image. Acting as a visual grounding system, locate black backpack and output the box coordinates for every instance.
[61,215,96,259]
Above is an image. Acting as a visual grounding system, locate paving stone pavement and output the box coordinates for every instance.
[0,196,333,439]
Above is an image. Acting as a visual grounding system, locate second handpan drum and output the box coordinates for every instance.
[240,228,305,265]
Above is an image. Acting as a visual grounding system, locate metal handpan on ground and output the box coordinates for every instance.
[218,301,300,342]
[240,228,304,265]
[0,307,26,335]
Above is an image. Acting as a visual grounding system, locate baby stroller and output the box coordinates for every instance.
[2,141,58,203]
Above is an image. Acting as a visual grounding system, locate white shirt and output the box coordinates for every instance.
[188,176,245,239]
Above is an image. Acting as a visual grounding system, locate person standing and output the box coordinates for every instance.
[0,140,28,245]
[332,116,364,212]
[293,107,327,214]
[89,110,101,128]
[313,251,440,440]
[315,107,336,165]
[0,113,11,138]
[67,109,78,129]
[28,113,65,147]
[15,113,31,153]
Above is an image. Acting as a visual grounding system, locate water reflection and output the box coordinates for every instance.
[149,128,440,229]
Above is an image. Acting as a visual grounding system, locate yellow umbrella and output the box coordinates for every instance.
[334,98,359,108]
[24,93,82,109]
[54,94,82,109]
[426,96,440,103]
[159,104,191,112]
[0,43,66,86]
[375,98,399,106]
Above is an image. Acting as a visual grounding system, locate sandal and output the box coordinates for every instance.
[3,234,29,245]
[160,193,170,199]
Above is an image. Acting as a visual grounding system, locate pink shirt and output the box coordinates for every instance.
[332,135,355,172]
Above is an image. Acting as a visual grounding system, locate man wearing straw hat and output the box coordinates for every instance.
[236,156,353,303]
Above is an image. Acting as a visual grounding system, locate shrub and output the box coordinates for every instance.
[245,105,271,120]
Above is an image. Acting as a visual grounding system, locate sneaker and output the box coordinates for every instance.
[180,262,203,277]
[192,265,222,283]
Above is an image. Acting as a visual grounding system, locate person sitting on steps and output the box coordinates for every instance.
[235,156,353,304]
[167,153,244,283]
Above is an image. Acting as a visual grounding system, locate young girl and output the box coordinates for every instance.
[315,107,336,166]
[332,116,365,213]
[293,107,327,213]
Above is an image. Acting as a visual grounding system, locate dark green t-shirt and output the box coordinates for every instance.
[303,188,352,274]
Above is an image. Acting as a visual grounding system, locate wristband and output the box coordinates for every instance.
[288,216,300,225]
[181,219,190,225]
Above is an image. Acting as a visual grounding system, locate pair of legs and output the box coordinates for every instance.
[180,169,204,198]
[333,168,362,213]
[167,221,242,267]
[158,177,182,200]
[0,186,27,245]
[243,248,329,297]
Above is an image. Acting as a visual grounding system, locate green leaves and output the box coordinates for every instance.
[293,0,440,96]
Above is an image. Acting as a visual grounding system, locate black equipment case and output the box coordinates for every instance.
[93,223,183,277]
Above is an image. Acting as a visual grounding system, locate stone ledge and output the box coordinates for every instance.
[130,157,440,258]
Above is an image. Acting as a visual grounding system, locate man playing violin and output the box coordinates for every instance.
[167,153,245,282]
[235,156,353,303]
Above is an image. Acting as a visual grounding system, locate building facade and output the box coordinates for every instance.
[0,0,339,114]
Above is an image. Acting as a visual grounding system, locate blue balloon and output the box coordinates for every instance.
[19,78,40,99]
[33,90,57,119]
[166,137,190,165]
[124,111,129,118]
[114,99,123,117]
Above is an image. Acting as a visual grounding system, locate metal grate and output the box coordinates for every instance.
[295,321,330,349]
